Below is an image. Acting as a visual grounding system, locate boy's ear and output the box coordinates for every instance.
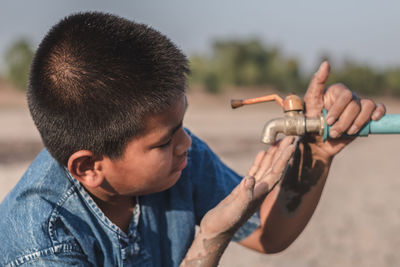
[67,150,104,189]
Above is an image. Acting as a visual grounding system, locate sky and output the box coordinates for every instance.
[1,0,400,73]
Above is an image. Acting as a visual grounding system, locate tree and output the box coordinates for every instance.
[4,38,34,90]
[383,67,400,96]
[327,61,384,96]
[189,38,303,93]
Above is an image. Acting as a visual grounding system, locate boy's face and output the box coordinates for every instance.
[101,94,192,196]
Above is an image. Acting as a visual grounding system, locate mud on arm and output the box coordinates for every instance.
[239,136,333,253]
[180,137,296,267]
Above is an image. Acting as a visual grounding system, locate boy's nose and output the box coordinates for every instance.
[174,128,192,156]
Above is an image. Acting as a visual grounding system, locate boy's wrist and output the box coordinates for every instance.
[180,229,232,266]
[300,135,334,163]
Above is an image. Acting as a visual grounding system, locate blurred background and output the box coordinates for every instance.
[1,1,400,266]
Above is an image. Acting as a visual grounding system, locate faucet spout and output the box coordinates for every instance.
[261,118,285,144]
[261,114,324,145]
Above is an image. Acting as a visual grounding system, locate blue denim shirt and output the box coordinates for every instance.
[0,131,259,266]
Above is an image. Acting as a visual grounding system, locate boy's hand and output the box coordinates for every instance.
[304,61,386,158]
[199,136,295,237]
[181,137,295,266]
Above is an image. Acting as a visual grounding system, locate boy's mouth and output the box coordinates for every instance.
[172,153,188,173]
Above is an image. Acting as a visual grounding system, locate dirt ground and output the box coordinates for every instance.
[1,87,400,267]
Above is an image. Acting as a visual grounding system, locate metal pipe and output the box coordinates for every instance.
[261,114,324,144]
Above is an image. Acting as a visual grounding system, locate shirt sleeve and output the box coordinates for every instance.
[185,129,260,242]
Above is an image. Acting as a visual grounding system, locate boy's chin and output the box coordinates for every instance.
[162,172,182,190]
[157,171,183,192]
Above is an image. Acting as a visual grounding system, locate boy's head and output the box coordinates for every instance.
[28,12,189,167]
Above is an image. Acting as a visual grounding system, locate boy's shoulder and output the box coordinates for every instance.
[0,149,85,266]
[0,149,73,214]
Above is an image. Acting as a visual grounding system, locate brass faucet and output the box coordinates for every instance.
[231,94,324,144]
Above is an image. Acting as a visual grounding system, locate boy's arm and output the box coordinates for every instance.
[180,137,296,266]
[239,61,386,253]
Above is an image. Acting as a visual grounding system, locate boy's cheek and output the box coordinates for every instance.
[141,155,172,177]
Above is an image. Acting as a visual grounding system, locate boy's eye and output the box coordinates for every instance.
[158,139,172,148]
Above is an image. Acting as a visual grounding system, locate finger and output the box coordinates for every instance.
[237,175,255,212]
[270,144,296,179]
[304,61,330,117]
[243,175,256,192]
[254,144,296,197]
[254,145,278,181]
[271,136,295,165]
[372,103,386,121]
[329,98,361,138]
[247,150,267,177]
[346,99,376,135]
[325,85,354,126]
[252,137,294,194]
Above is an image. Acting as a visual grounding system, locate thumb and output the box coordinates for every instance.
[238,175,255,206]
[304,61,330,117]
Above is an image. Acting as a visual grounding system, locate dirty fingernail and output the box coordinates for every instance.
[347,125,358,135]
[326,117,335,125]
[330,129,339,138]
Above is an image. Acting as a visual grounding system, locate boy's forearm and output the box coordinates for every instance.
[180,230,232,267]
[243,137,333,253]
[181,140,296,265]
[276,137,333,215]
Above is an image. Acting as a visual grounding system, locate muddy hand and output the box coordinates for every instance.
[304,61,386,157]
[199,136,296,238]
[180,137,295,267]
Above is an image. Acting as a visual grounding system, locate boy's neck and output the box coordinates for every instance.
[86,187,136,233]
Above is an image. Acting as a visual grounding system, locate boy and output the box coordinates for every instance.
[0,12,385,266]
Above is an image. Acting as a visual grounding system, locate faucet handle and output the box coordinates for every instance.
[231,94,284,109]
[282,94,303,112]
[231,93,304,112]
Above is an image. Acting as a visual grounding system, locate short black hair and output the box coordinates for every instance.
[28,12,189,166]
